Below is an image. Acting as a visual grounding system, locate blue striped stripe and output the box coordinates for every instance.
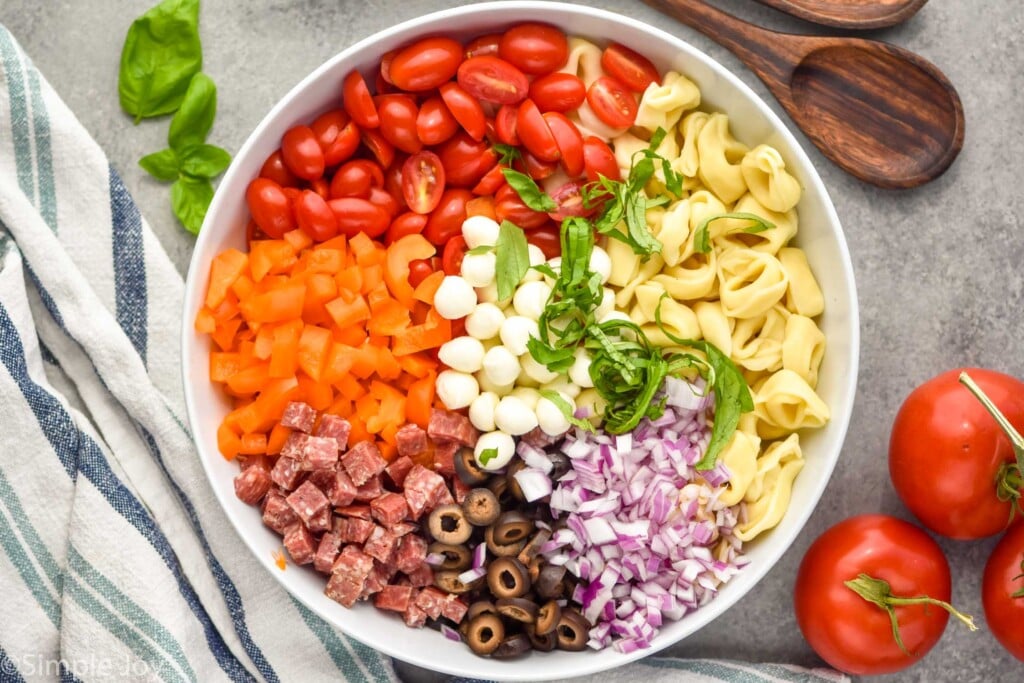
[1,644,28,682]
[290,597,368,683]
[25,62,56,231]
[0,303,255,683]
[0,27,36,206]
[108,166,148,365]
[0,501,60,627]
[0,465,63,592]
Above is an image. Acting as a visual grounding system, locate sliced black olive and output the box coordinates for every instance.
[526,625,557,652]
[527,556,543,584]
[536,564,567,600]
[428,504,472,545]
[493,510,534,545]
[534,600,561,635]
[487,557,532,599]
[455,446,490,486]
[516,529,551,565]
[485,523,527,557]
[434,570,480,594]
[492,633,532,659]
[505,459,528,501]
[428,542,471,571]
[487,475,510,502]
[556,608,590,651]
[495,597,538,623]
[467,600,497,621]
[462,488,500,526]
[466,613,505,656]
[548,451,571,480]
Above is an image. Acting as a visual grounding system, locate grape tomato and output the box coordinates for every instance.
[386,211,429,244]
[424,188,474,245]
[438,132,497,188]
[600,43,660,92]
[402,151,447,215]
[330,159,384,199]
[342,70,379,128]
[542,111,585,177]
[327,197,390,238]
[499,23,569,75]
[360,128,396,169]
[457,56,529,106]
[416,96,459,146]
[376,94,422,154]
[439,82,487,141]
[259,150,299,188]
[442,235,469,276]
[246,178,295,238]
[310,110,359,166]
[280,125,325,181]
[525,223,561,259]
[388,37,463,91]
[465,33,501,59]
[529,72,587,113]
[583,136,621,182]
[516,99,561,163]
[587,76,639,129]
[295,189,339,241]
[494,105,519,146]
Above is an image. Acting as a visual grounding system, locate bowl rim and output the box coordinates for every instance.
[181,2,860,679]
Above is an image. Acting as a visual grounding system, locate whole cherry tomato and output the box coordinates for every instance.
[295,189,338,241]
[360,128,396,169]
[442,235,468,276]
[439,82,487,141]
[525,223,560,260]
[310,109,359,166]
[543,111,584,177]
[385,211,429,244]
[494,104,519,146]
[376,94,422,154]
[494,183,548,229]
[529,72,587,113]
[983,521,1024,661]
[423,188,473,245]
[438,131,497,187]
[330,159,384,199]
[456,56,529,106]
[280,125,325,181]
[516,99,561,163]
[308,177,329,199]
[342,70,379,128]
[890,369,1024,539]
[402,151,446,215]
[583,136,622,182]
[246,178,295,238]
[465,33,501,59]
[368,186,400,219]
[416,96,459,146]
[600,43,661,92]
[587,76,639,129]
[259,150,299,188]
[388,37,463,91]
[499,23,568,75]
[408,258,434,287]
[795,515,974,676]
[326,197,390,239]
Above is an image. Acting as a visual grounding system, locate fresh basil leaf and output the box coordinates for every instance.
[169,73,217,151]
[526,337,576,372]
[180,143,231,178]
[478,447,498,466]
[539,390,594,432]
[118,0,202,122]
[138,148,179,181]
[495,221,530,301]
[531,263,558,278]
[693,212,776,254]
[171,175,214,234]
[648,127,667,149]
[465,245,494,256]
[501,168,557,212]
[493,143,521,166]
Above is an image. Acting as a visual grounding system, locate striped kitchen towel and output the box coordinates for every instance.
[0,23,848,683]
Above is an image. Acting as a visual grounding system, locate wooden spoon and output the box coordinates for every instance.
[753,0,929,29]
[644,0,964,189]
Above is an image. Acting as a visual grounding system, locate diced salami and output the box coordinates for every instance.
[332,545,374,578]
[403,465,450,519]
[342,441,387,486]
[432,483,455,509]
[395,423,428,457]
[427,408,478,447]
[394,534,428,574]
[301,436,339,471]
[385,456,415,488]
[328,469,357,507]
[405,563,434,587]
[374,584,414,613]
[270,456,304,491]
[286,481,329,527]
[316,414,351,451]
[353,475,383,502]
[390,522,418,537]
[307,468,335,493]
[283,523,316,565]
[314,533,341,574]
[280,432,309,460]
[452,475,472,505]
[308,505,332,533]
[363,525,397,564]
[262,490,299,533]
[337,517,375,544]
[234,465,272,505]
[403,602,428,628]
[335,504,372,520]
[361,562,390,598]
[325,570,363,608]
[432,441,458,477]
[371,492,409,527]
[281,401,317,433]
[415,586,448,620]
[440,594,469,624]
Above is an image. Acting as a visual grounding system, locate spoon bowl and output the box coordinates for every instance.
[755,0,930,29]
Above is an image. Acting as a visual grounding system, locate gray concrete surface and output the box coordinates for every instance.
[2,0,1022,681]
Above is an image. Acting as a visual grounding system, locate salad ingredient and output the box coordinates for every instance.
[439,82,488,141]
[416,96,459,146]
[434,276,478,319]
[466,613,505,655]
[516,99,562,163]
[281,125,326,181]
[499,23,569,75]
[377,95,422,154]
[463,488,501,526]
[488,557,531,598]
[475,431,515,471]
[795,515,975,675]
[600,43,660,93]
[457,56,530,105]
[890,369,1024,539]
[529,72,587,113]
[311,109,359,166]
[342,70,379,128]
[429,504,473,544]
[388,37,463,92]
[402,151,447,215]
[435,370,479,410]
[983,521,1024,661]
[586,76,639,129]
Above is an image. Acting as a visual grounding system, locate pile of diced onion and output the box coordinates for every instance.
[528,377,749,653]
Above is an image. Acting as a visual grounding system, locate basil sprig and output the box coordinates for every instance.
[693,212,776,254]
[501,168,557,212]
[494,221,531,301]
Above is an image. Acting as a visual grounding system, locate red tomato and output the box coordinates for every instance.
[525,223,561,259]
[295,189,338,241]
[442,236,468,276]
[983,522,1024,661]
[385,211,429,244]
[517,150,558,181]
[259,150,299,188]
[465,33,501,59]
[494,105,519,146]
[547,180,592,222]
[280,126,325,181]
[408,258,434,287]
[471,164,506,196]
[308,177,329,199]
[360,128,396,169]
[423,188,473,245]
[529,72,586,113]
[402,151,446,215]
[499,23,568,75]
[795,515,975,676]
[384,159,407,212]
[376,94,422,154]
[439,82,487,141]
[516,99,561,163]
[388,37,463,91]
[543,112,584,177]
[456,56,529,106]
[890,369,1024,539]
[326,197,390,238]
[416,96,459,146]
[310,109,359,167]
[246,178,295,238]
[600,43,661,93]
[494,183,548,229]
[378,50,396,85]
[438,131,497,187]
[587,76,639,129]
[329,159,384,199]
[342,70,379,129]
[368,186,399,218]
[583,136,622,182]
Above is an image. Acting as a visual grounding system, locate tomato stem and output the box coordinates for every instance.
[959,372,1024,519]
[844,573,977,655]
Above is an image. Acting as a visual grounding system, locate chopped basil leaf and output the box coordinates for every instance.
[478,448,498,466]
[495,221,530,301]
[539,390,594,432]
[693,212,776,254]
[465,245,494,256]
[501,168,557,212]
[493,143,521,166]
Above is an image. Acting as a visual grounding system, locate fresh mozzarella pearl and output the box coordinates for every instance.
[465,303,505,340]
[482,346,520,386]
[460,252,497,288]
[438,336,485,373]
[476,281,501,303]
[520,352,559,384]
[476,370,515,396]
[521,244,547,283]
[435,370,479,410]
[595,287,616,319]
[509,386,541,411]
[589,246,612,284]
[575,388,607,423]
[434,276,477,320]
[536,393,574,436]
[512,280,552,320]
[462,215,501,249]
[568,348,595,388]
[499,316,539,356]
[494,396,539,435]
[542,375,582,399]
[474,430,516,471]
[469,391,500,432]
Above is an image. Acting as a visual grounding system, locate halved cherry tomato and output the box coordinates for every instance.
[423,188,473,245]
[388,37,463,91]
[342,70,379,128]
[529,72,586,113]
[516,99,561,163]
[525,223,560,259]
[260,150,299,188]
[456,56,529,106]
[330,159,384,199]
[583,136,621,182]
[517,150,558,181]
[379,49,397,85]
[601,43,661,93]
[547,180,592,222]
[360,128,396,168]
[499,23,568,75]
[384,159,407,213]
[385,211,429,244]
[542,111,584,177]
[408,258,434,287]
[438,131,497,187]
[326,197,390,238]
[246,178,295,238]
[281,126,325,181]
[587,76,639,129]
[309,177,329,199]
[442,236,468,275]
[416,96,459,146]
[494,183,548,229]
[494,105,519,146]
[295,189,338,241]
[402,151,446,215]
[376,94,422,154]
[439,82,487,141]
[310,110,359,166]
[472,164,506,196]
[465,33,501,59]
[368,186,400,218]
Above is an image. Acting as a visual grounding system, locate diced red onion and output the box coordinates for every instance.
[513,467,553,502]
[424,552,446,567]
[457,566,486,584]
[472,542,487,570]
[441,624,462,642]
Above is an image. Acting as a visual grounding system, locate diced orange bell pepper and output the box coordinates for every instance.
[269,319,302,378]
[283,228,314,252]
[325,290,370,329]
[217,422,243,460]
[406,372,435,429]
[195,308,216,334]
[239,282,306,324]
[206,249,248,309]
[249,240,297,282]
[297,324,332,382]
[266,422,291,455]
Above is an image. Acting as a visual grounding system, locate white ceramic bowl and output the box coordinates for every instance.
[182,2,859,679]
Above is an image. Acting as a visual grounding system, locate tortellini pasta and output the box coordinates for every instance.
[731,305,788,373]
[783,314,826,388]
[735,434,805,541]
[753,369,830,439]
[696,113,749,204]
[741,145,802,213]
[717,248,789,319]
[635,71,701,133]
[559,37,604,87]
[717,414,761,506]
[713,193,797,255]
[676,111,710,179]
[778,247,825,317]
